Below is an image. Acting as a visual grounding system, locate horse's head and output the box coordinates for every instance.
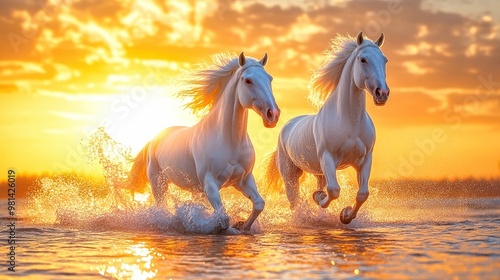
[236,52,280,128]
[353,32,390,106]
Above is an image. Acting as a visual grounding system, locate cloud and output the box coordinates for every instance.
[49,110,97,121]
[0,0,499,130]
[38,89,113,102]
[445,92,500,122]
[369,89,500,128]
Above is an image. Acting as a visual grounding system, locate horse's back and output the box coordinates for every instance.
[280,115,309,140]
[153,126,187,142]
[279,115,322,174]
[150,126,201,190]
[151,126,191,155]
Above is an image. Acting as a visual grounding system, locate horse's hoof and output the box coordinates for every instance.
[214,215,230,233]
[224,227,241,235]
[312,191,327,205]
[215,223,229,233]
[340,206,353,224]
[232,221,245,231]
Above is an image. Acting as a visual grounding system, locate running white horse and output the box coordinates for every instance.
[265,32,389,224]
[128,52,280,232]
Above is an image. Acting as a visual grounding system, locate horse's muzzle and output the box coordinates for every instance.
[263,107,280,128]
[373,87,389,106]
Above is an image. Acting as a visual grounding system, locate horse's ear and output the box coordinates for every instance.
[239,52,246,66]
[259,53,268,67]
[357,31,364,45]
[374,32,385,47]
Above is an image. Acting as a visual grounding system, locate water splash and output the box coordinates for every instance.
[257,171,371,229]
[26,175,111,225]
[24,128,263,234]
[25,128,472,234]
[82,127,136,209]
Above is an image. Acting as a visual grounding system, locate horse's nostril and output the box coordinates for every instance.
[266,109,273,120]
[375,88,381,98]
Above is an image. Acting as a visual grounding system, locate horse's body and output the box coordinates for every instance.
[266,32,389,224]
[129,52,280,232]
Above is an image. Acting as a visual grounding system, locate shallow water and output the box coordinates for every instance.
[1,196,499,279]
[2,131,498,279]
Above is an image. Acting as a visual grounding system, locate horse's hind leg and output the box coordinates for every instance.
[315,175,326,190]
[277,146,302,210]
[312,175,327,202]
[146,156,168,207]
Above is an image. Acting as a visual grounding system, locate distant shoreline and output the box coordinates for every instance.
[0,174,499,199]
[372,178,500,198]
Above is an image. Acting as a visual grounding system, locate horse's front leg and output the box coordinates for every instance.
[340,153,372,224]
[233,174,265,231]
[202,173,230,231]
[313,150,340,208]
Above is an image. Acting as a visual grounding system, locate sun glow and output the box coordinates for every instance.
[1,0,499,180]
[95,243,158,280]
[103,88,197,154]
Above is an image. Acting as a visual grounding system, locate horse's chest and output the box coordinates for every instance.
[335,137,368,168]
[217,161,247,186]
[209,147,253,186]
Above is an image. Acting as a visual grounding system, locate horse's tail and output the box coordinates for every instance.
[127,142,150,193]
[262,149,282,192]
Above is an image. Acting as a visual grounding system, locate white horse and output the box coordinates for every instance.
[265,32,389,224]
[128,52,280,232]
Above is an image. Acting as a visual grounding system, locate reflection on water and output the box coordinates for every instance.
[3,130,497,279]
[3,205,497,280]
[93,242,159,279]
[1,196,498,279]
[88,229,393,279]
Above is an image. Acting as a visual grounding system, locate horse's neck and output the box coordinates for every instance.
[320,63,366,124]
[204,80,248,144]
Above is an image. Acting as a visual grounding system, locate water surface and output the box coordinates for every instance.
[1,196,498,279]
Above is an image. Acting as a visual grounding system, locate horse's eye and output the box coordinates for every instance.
[360,58,367,64]
[245,78,252,85]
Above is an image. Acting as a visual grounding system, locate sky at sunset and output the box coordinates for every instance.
[1,0,499,180]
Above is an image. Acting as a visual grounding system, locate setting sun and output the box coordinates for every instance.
[101,88,198,155]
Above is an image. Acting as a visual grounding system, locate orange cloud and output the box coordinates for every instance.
[1,0,499,178]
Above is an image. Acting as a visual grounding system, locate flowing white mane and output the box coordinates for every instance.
[177,52,240,116]
[308,34,375,107]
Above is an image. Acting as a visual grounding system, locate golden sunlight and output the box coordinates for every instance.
[95,243,158,280]
[104,89,197,154]
[1,0,499,181]
[1,1,499,279]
